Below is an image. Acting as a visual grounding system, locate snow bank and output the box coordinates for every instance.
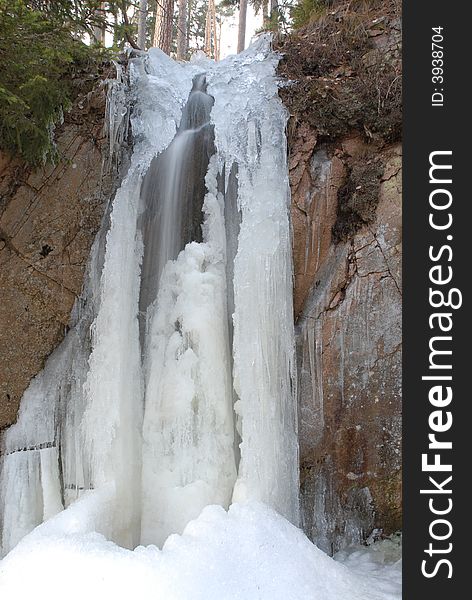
[0,501,400,600]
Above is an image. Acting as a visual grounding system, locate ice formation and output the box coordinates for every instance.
[0,37,401,598]
[0,502,401,600]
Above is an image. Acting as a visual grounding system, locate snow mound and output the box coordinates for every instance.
[0,501,400,600]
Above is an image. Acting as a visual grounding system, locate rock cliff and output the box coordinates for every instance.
[277,0,402,552]
[0,80,117,429]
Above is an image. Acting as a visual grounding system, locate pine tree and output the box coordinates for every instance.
[204,0,219,59]
[153,0,174,53]
[176,0,187,59]
[137,0,148,49]
[262,0,269,25]
[0,0,109,164]
[237,0,247,52]
[92,2,106,44]
[270,0,279,29]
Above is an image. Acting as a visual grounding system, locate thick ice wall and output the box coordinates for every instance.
[0,50,197,553]
[141,157,237,545]
[0,229,105,556]
[207,37,299,524]
[80,52,200,548]
[140,38,300,540]
[0,36,299,555]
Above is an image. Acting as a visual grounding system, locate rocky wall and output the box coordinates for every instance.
[0,85,116,429]
[291,132,402,553]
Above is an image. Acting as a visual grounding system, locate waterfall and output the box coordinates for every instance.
[0,36,299,556]
[139,75,236,546]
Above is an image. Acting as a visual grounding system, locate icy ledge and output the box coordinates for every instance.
[0,501,400,600]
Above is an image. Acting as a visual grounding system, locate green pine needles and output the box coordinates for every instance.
[0,1,105,166]
[290,0,328,29]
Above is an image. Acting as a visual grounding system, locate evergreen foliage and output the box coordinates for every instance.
[290,0,328,29]
[0,1,109,165]
[0,0,331,166]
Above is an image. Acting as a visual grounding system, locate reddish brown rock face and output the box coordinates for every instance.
[0,89,113,430]
[278,0,402,553]
[291,131,402,553]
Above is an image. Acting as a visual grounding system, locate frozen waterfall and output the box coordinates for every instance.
[0,36,299,555]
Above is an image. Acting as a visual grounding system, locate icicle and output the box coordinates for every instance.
[104,61,130,171]
[207,36,300,524]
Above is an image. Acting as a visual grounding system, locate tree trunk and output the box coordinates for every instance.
[137,0,148,50]
[92,2,106,45]
[211,0,218,60]
[217,17,222,60]
[204,8,211,57]
[204,0,218,60]
[176,0,187,60]
[187,0,192,51]
[262,0,269,26]
[153,0,175,54]
[270,0,279,30]
[237,0,247,53]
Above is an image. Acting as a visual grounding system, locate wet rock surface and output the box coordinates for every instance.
[0,85,115,429]
[279,0,402,553]
[294,139,401,553]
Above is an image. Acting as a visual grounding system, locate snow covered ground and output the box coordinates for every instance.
[0,500,400,600]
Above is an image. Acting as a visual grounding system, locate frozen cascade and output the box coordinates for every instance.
[0,36,299,555]
[139,75,236,545]
[207,49,299,521]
